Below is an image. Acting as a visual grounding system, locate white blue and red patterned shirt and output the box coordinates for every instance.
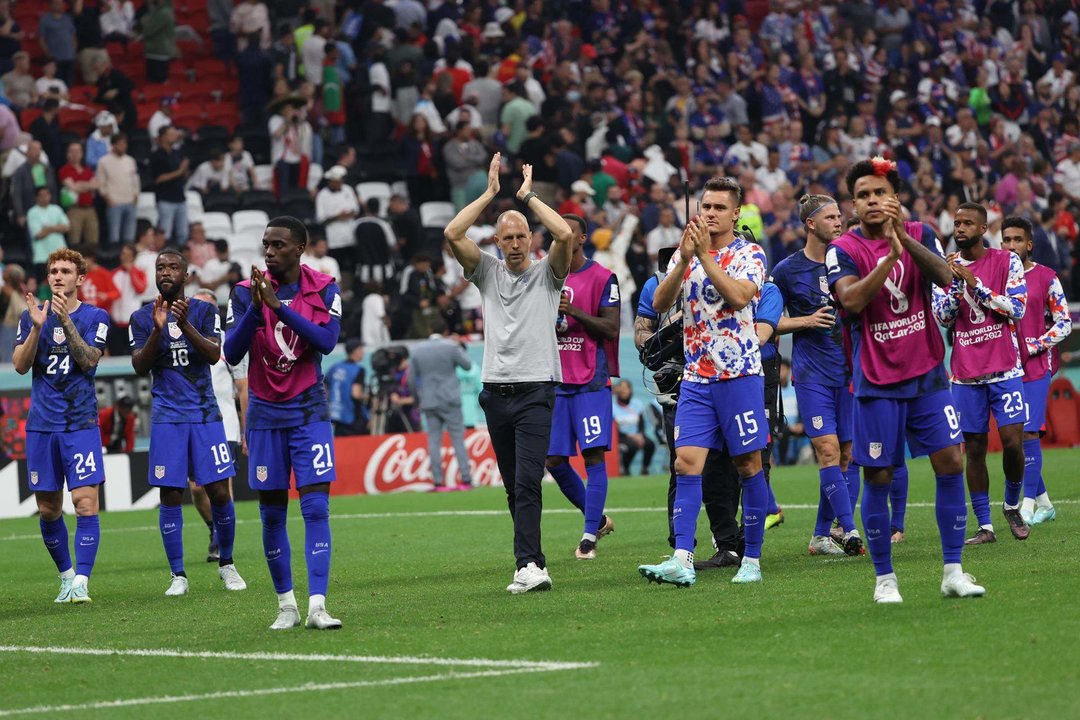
[667,237,767,383]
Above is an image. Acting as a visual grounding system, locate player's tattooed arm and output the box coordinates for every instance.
[172,298,221,364]
[634,315,658,350]
[53,294,102,371]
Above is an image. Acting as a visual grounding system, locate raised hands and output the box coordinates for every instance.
[486,153,501,197]
[170,297,190,327]
[50,292,70,324]
[517,162,533,201]
[26,294,47,329]
[152,296,168,331]
[251,266,280,310]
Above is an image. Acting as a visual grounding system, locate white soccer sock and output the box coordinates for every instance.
[73,574,88,587]
[60,568,75,580]
[943,563,962,578]
[308,594,326,613]
[673,549,693,567]
[1021,497,1036,514]
[980,523,994,532]
[1036,492,1052,508]
[277,590,297,610]
[742,556,760,568]
[581,533,597,543]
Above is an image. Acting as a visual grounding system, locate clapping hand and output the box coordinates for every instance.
[486,153,501,196]
[26,294,47,329]
[152,296,168,331]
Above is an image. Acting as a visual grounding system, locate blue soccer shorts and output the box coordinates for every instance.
[952,377,1026,434]
[853,389,960,467]
[1022,374,1051,434]
[674,375,768,456]
[547,387,613,456]
[247,422,337,490]
[26,428,105,492]
[795,382,854,442]
[149,421,234,488]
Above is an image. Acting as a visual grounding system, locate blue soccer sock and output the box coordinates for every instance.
[301,492,331,598]
[935,472,966,565]
[672,474,702,553]
[260,504,292,593]
[39,516,72,574]
[741,470,767,560]
[1022,438,1042,501]
[158,504,185,575]
[211,499,236,566]
[845,463,861,511]
[1004,476,1023,508]
[813,484,834,537]
[822,465,855,533]
[861,482,893,576]
[548,462,586,513]
[890,464,909,532]
[765,480,780,516]
[583,463,608,538]
[970,490,992,528]
[74,515,100,579]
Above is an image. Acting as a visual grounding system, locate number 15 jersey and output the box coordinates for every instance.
[130,297,222,424]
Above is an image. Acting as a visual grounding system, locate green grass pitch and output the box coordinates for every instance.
[1,450,1078,719]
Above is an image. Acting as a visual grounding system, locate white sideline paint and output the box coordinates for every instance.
[0,668,565,717]
[0,645,597,671]
[1,500,1078,542]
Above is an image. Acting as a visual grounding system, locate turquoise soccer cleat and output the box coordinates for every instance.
[638,557,695,588]
[731,560,763,584]
[1032,506,1056,525]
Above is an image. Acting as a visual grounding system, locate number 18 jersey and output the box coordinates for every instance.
[17,303,110,433]
[129,297,222,424]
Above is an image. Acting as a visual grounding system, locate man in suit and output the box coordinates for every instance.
[410,315,474,491]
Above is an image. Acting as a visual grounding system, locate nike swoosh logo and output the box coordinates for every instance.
[1006,412,1022,419]
[315,467,333,476]
[952,524,965,531]
[311,549,329,555]
[77,473,93,481]
[163,528,177,535]
[583,436,600,444]
[742,437,755,446]
[78,542,95,546]
[215,466,230,474]
[950,430,961,440]
[744,521,759,527]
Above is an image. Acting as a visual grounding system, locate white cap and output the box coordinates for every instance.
[925,116,942,127]
[493,7,514,24]
[482,21,505,38]
[325,165,348,181]
[571,179,595,196]
[889,90,907,104]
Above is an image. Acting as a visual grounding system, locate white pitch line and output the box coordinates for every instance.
[1,499,1077,542]
[0,667,564,717]
[0,645,597,672]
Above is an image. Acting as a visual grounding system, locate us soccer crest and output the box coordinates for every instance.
[256,466,268,482]
[29,471,38,485]
[869,442,882,459]
[154,465,166,479]
[168,322,182,339]
[52,327,65,344]
[819,275,829,294]
[812,416,823,430]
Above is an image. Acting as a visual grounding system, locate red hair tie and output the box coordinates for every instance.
[870,156,896,176]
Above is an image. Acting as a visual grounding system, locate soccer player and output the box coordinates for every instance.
[545,213,620,560]
[773,194,863,557]
[931,203,1029,544]
[1000,216,1070,525]
[224,216,344,629]
[827,157,983,603]
[14,248,109,604]
[130,253,247,595]
[639,176,770,587]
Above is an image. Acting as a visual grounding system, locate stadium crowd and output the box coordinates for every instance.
[0,0,1078,363]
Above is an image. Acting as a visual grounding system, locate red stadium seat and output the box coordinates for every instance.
[59,107,94,135]
[1045,377,1080,447]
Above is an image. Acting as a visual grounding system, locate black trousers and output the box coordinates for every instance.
[479,382,555,570]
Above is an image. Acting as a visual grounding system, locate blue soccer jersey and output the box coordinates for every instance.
[129,297,223,424]
[327,360,364,425]
[17,303,110,432]
[637,275,659,320]
[771,249,848,386]
[756,281,783,363]
[225,280,342,430]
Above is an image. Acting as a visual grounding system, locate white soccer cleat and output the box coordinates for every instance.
[873,574,903,604]
[164,574,189,597]
[270,605,301,630]
[506,562,552,594]
[808,535,846,556]
[218,564,247,591]
[941,571,985,598]
[69,581,92,604]
[54,575,73,603]
[306,606,343,630]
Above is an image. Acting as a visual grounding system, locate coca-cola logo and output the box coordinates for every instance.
[363,430,503,494]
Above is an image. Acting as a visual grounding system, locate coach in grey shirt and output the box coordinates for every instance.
[410,316,474,491]
[444,153,572,595]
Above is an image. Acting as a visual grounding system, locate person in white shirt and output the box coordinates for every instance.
[34,60,68,102]
[724,125,768,168]
[315,164,360,283]
[645,206,682,265]
[754,148,789,194]
[1040,53,1075,102]
[134,223,164,304]
[224,135,256,193]
[187,151,230,193]
[1054,142,1080,202]
[301,235,342,283]
[361,282,391,347]
[148,97,177,143]
[301,19,329,86]
[199,239,240,307]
